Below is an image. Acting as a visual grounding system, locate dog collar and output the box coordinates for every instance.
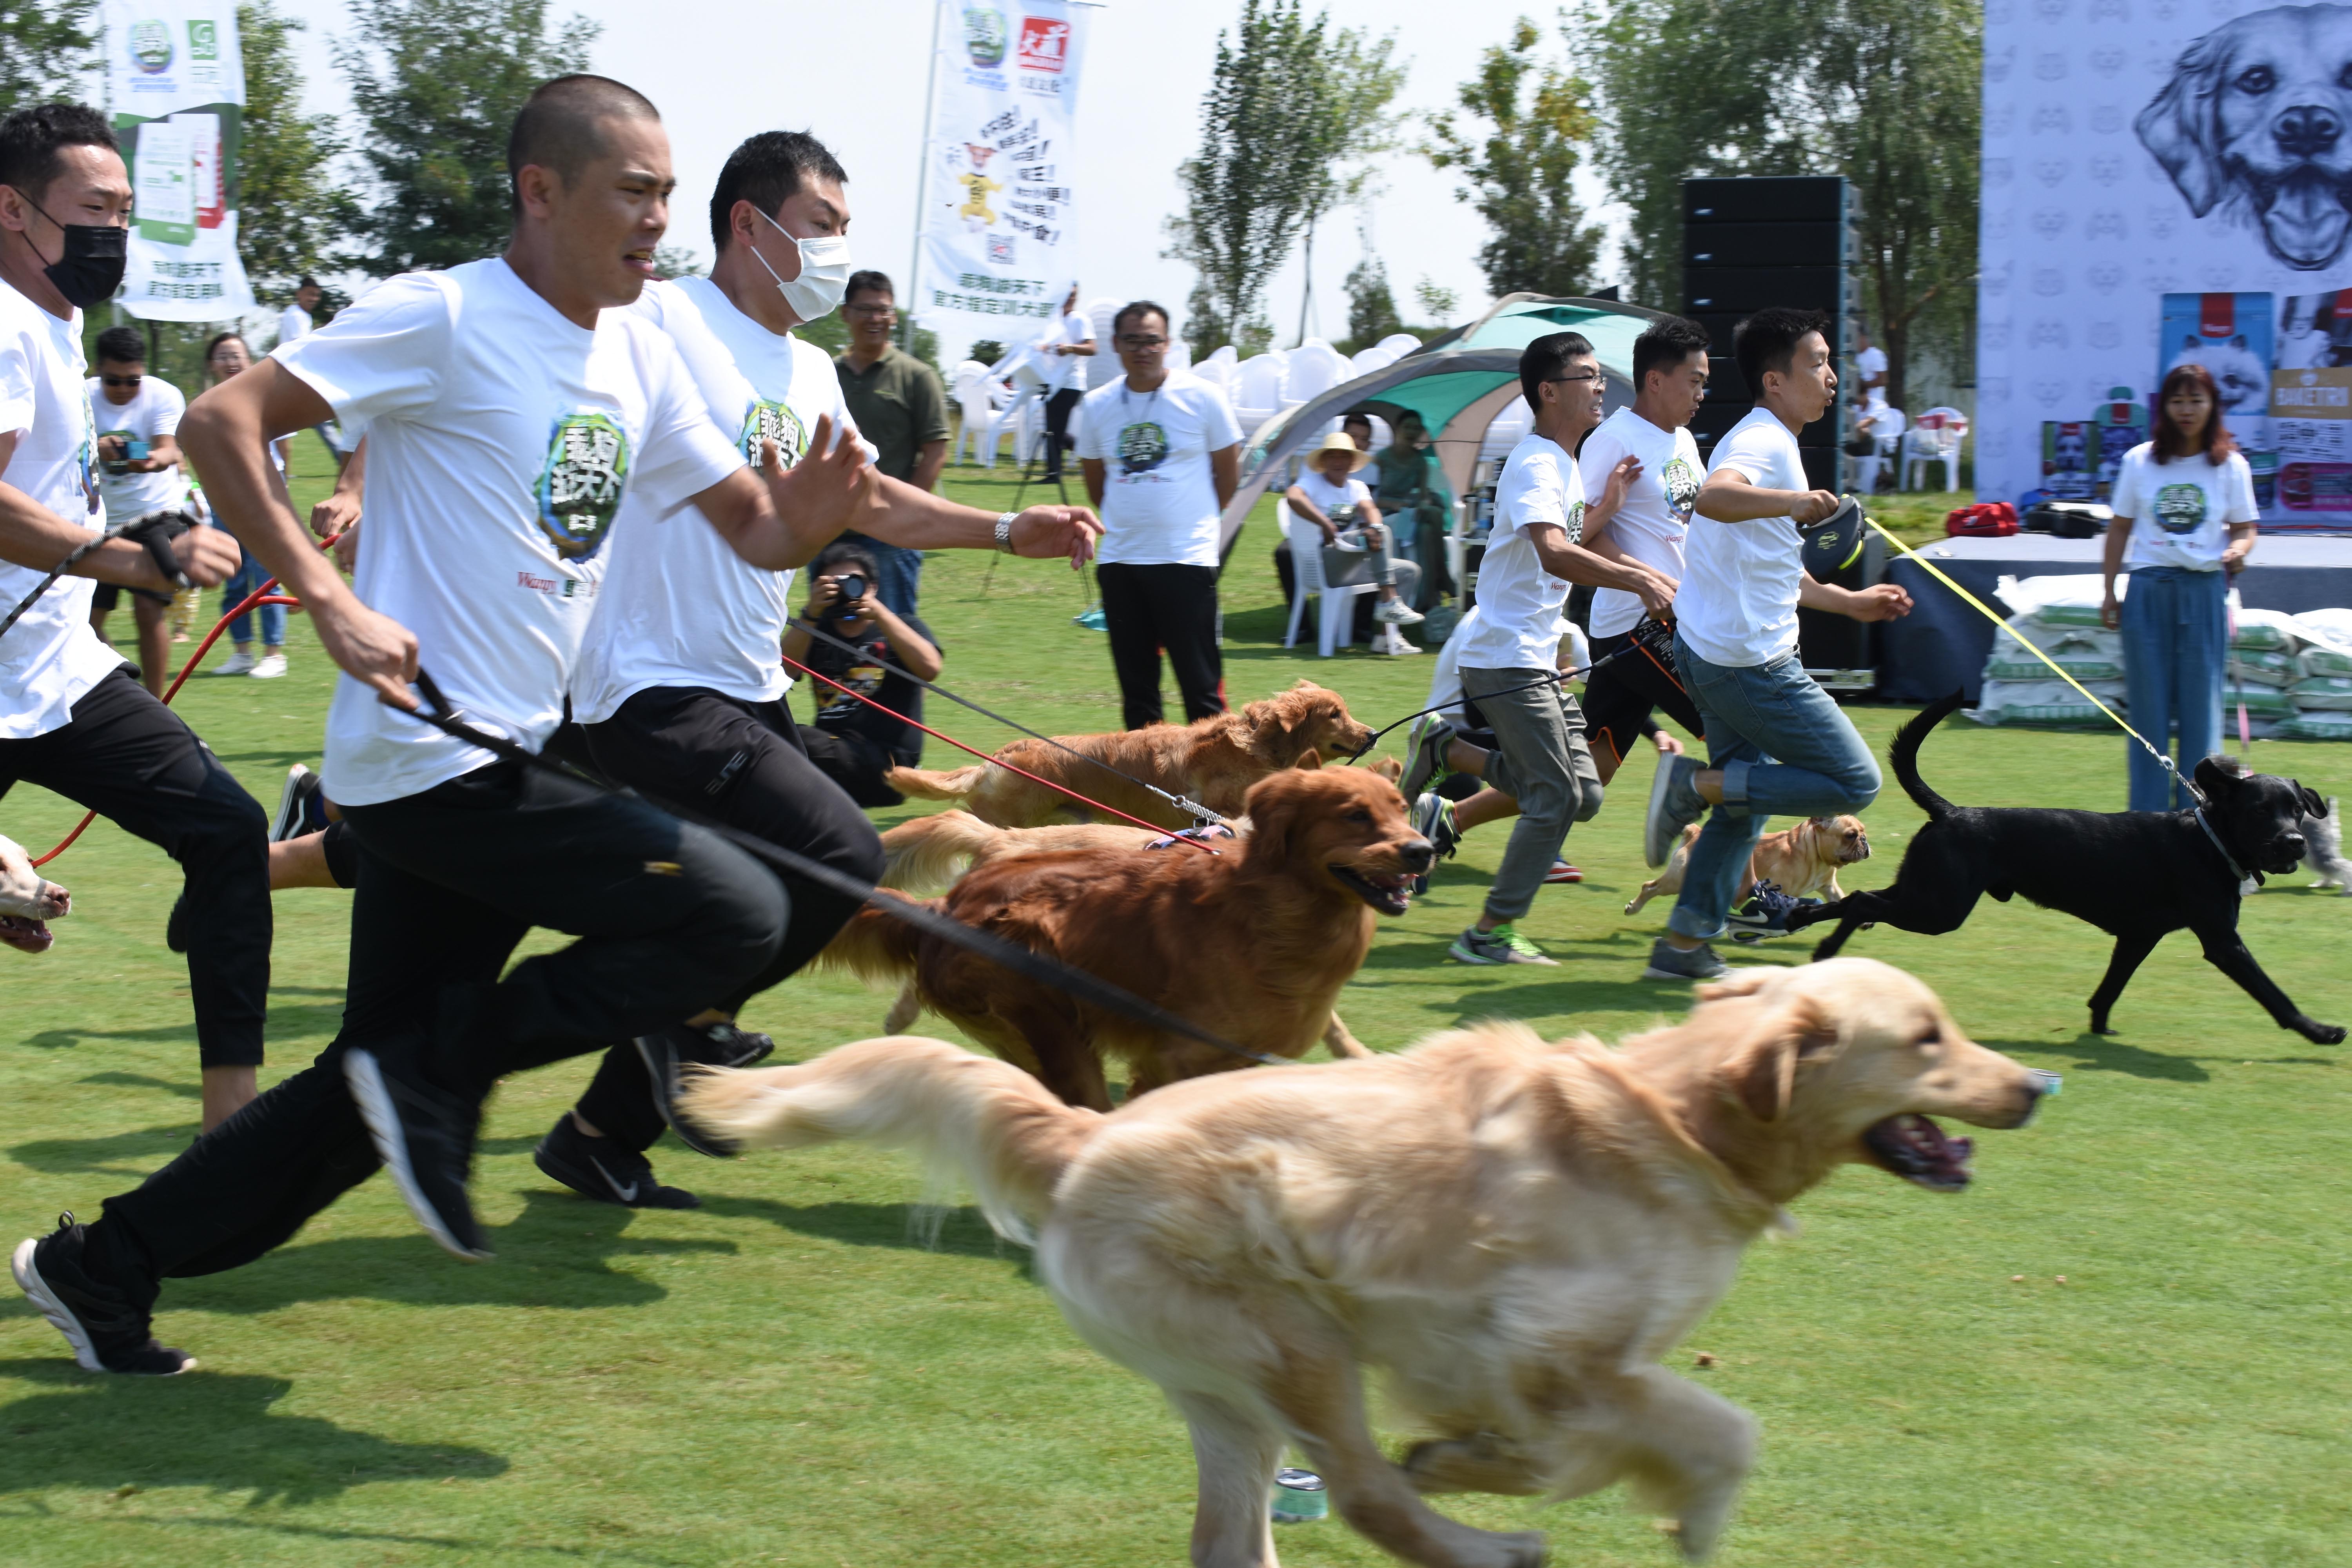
[2193,807,2249,887]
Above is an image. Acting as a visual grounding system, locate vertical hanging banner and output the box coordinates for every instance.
[103,0,256,322]
[918,1,1087,356]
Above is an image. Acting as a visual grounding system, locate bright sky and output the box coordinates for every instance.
[262,0,1625,359]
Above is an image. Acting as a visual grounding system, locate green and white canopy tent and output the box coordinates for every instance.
[1216,294,1670,557]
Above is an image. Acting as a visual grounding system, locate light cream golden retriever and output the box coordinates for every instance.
[682,958,2045,1567]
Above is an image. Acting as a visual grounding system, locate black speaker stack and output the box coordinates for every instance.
[1681,175,1875,687]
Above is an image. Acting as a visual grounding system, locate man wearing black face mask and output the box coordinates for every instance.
[0,104,263,1132]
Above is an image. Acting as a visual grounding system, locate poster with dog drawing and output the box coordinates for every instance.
[1980,0,2352,531]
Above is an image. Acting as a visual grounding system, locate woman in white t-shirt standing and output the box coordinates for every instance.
[2100,361,2259,810]
[1076,300,1243,729]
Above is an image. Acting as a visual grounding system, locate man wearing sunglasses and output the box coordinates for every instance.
[85,326,187,696]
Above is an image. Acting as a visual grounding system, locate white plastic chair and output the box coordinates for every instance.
[1083,296,1121,390]
[1901,407,1968,492]
[950,360,997,465]
[1284,338,1348,409]
[1192,344,1239,401]
[1167,338,1192,373]
[1479,399,1532,466]
[1232,350,1290,440]
[1282,503,1371,657]
[1375,332,1423,359]
[1855,405,1906,494]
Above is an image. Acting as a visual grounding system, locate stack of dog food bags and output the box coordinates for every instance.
[2282,609,2352,740]
[2220,607,2305,737]
[1970,576,2127,727]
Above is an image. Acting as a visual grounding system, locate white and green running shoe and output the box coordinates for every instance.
[1449,923,1557,965]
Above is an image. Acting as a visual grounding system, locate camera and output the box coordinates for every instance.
[832,573,869,612]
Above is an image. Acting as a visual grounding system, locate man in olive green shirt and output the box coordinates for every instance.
[833,269,951,613]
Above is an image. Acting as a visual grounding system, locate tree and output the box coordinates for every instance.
[0,0,96,115]
[1344,253,1401,347]
[238,2,359,298]
[1581,0,1979,410]
[1413,277,1459,325]
[1423,17,1604,301]
[1163,0,1399,354]
[334,0,597,274]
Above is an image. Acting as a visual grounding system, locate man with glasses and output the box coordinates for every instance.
[1437,331,1671,966]
[831,270,950,614]
[85,325,187,695]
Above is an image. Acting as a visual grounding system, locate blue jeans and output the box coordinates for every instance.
[841,533,923,617]
[2118,565,2225,811]
[223,548,284,648]
[1668,638,1882,941]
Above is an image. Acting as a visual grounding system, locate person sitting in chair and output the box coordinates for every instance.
[782,541,942,807]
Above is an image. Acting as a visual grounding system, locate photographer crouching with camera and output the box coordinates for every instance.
[782,540,942,807]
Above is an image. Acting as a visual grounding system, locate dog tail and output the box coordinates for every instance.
[678,1036,1100,1242]
[1892,691,1969,822]
[816,896,927,984]
[878,810,1007,893]
[884,763,988,803]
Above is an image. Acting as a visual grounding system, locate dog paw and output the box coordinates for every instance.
[2300,1020,2347,1045]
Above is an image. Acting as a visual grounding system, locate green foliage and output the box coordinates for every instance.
[1164,0,1400,354]
[793,310,846,357]
[967,338,1006,368]
[1413,276,1460,325]
[332,0,598,274]
[1344,252,1402,346]
[0,0,96,115]
[1580,0,1980,408]
[649,243,701,279]
[237,2,360,298]
[1423,16,1605,301]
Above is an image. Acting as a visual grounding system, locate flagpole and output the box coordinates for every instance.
[903,0,944,351]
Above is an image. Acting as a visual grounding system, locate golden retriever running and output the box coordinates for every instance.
[682,958,2046,1567]
[1624,813,1872,917]
[826,767,1429,1110]
[884,680,1376,829]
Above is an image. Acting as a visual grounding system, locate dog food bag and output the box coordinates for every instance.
[2226,646,2301,686]
[1973,678,2127,727]
[2229,606,2303,653]
[2277,709,2352,741]
[2290,675,2352,711]
[1992,573,2117,627]
[1985,651,2127,683]
[2224,683,2298,719]
[2293,610,2352,675]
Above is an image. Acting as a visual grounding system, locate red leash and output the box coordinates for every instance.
[779,651,1220,850]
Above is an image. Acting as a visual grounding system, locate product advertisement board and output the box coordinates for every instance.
[916,1,1087,359]
[1978,0,2352,530]
[103,0,255,322]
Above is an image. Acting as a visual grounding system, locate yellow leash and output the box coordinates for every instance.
[1862,514,2207,805]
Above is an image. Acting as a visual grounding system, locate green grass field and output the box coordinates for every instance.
[3,443,2347,1566]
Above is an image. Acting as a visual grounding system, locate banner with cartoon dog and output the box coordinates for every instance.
[102,0,256,322]
[917,1,1087,359]
[1978,0,2352,531]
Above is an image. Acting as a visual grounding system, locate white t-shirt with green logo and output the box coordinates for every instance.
[570,276,873,724]
[1456,432,1583,671]
[273,258,744,806]
[2109,442,2258,572]
[1577,406,1703,639]
[1074,371,1241,567]
[85,373,187,520]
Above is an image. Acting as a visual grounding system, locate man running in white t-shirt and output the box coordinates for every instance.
[0,105,260,1137]
[9,78,976,1375]
[1430,330,1672,966]
[1639,306,1911,982]
[552,129,1097,1208]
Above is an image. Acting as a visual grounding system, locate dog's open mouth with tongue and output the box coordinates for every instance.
[1330,866,1412,916]
[1862,1113,1976,1191]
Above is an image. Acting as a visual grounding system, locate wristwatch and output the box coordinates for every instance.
[995,510,1017,553]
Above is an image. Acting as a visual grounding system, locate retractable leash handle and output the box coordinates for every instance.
[0,508,194,642]
[403,671,1287,1070]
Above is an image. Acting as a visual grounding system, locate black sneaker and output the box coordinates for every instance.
[1726,880,1803,943]
[637,1021,771,1158]
[1407,792,1461,897]
[533,1114,700,1209]
[344,1047,491,1261]
[270,764,326,842]
[12,1214,194,1374]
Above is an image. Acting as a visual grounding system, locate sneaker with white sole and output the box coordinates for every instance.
[1372,598,1426,626]
[637,1020,775,1157]
[1725,880,1804,942]
[249,652,287,679]
[1544,858,1582,885]
[1642,936,1730,981]
[1644,753,1706,868]
[1378,626,1421,655]
[270,764,327,842]
[1449,922,1557,965]
[1408,792,1460,896]
[343,1047,491,1260]
[216,649,257,676]
[1399,717,1456,802]
[12,1214,194,1374]
[534,1114,700,1209]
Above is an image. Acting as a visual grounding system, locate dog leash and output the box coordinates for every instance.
[1863,516,2210,808]
[777,651,1224,852]
[1344,633,1647,764]
[786,614,1224,825]
[0,509,195,643]
[401,671,1287,1069]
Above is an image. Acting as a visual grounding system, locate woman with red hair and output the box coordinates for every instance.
[2099,363,2259,809]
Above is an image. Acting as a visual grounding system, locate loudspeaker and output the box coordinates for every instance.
[1684,221,1855,270]
[1685,176,1848,225]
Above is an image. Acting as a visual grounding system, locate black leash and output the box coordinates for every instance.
[0,509,195,643]
[786,613,1224,824]
[401,671,1288,1070]
[1342,619,1662,763]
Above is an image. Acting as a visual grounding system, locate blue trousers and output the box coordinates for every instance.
[840,533,923,617]
[2119,565,2226,811]
[223,548,285,647]
[1668,638,1882,941]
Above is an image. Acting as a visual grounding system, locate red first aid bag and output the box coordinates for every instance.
[1945,502,2018,537]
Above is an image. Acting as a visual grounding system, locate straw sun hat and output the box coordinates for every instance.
[1308,430,1372,471]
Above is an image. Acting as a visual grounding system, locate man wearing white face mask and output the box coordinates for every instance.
[554,129,1100,1209]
